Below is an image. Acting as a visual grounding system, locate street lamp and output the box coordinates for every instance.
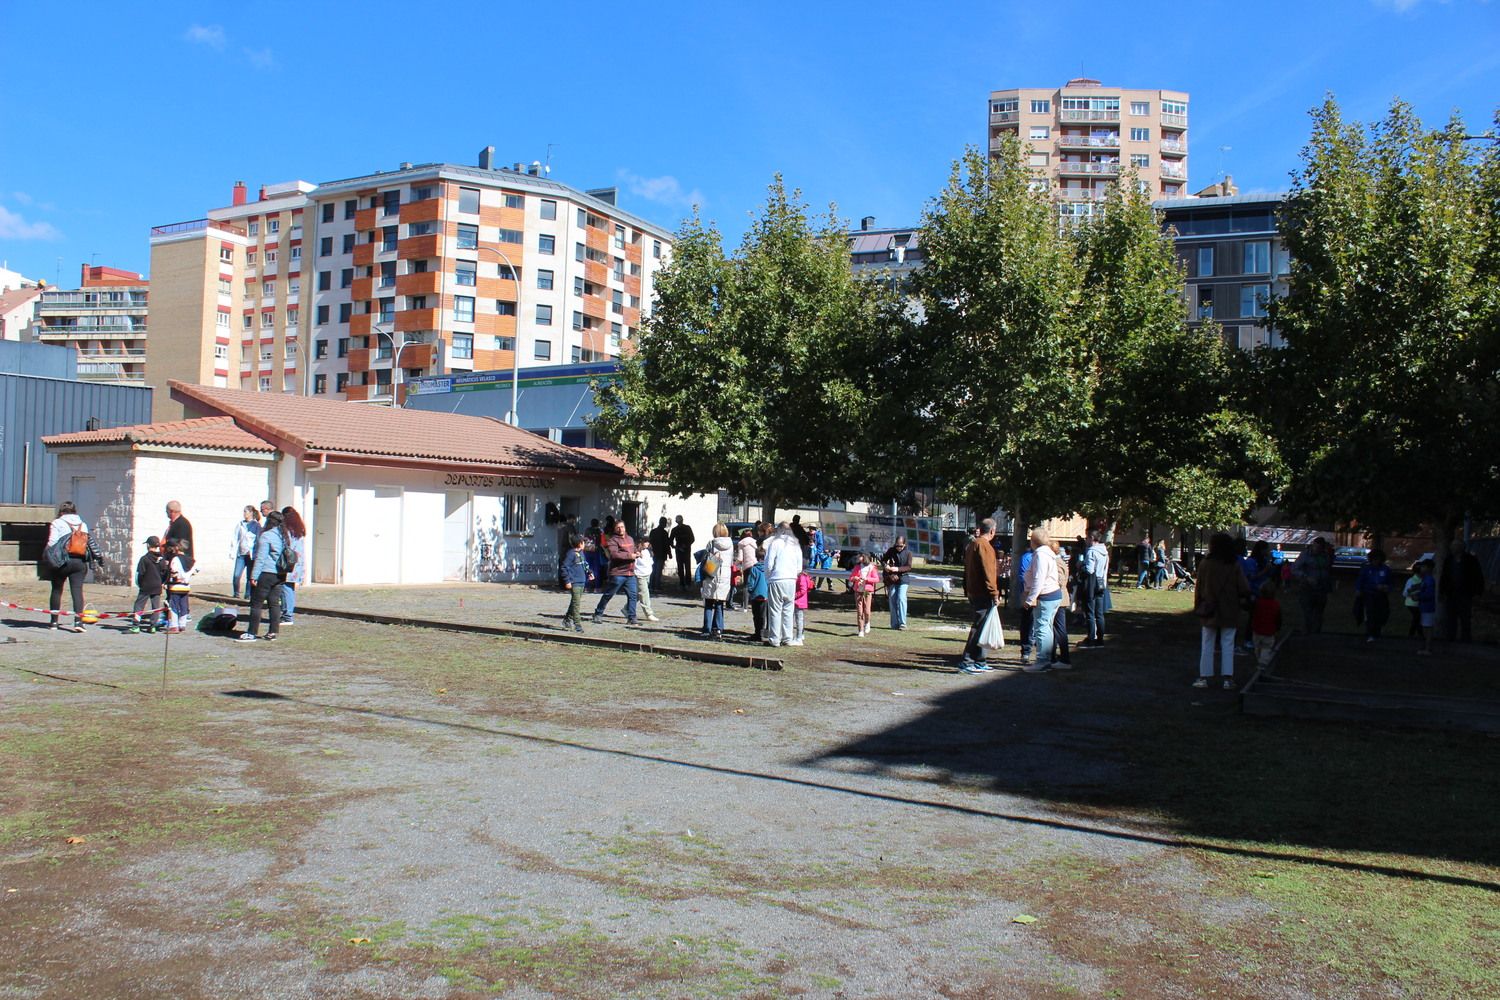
[474,245,522,425]
[370,324,419,407]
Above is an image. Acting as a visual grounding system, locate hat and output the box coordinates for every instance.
[144,535,161,547]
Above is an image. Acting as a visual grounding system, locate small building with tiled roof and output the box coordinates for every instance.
[43,383,668,587]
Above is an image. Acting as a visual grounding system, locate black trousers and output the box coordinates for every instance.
[246,571,284,636]
[675,549,692,588]
[49,558,87,620]
[962,596,993,663]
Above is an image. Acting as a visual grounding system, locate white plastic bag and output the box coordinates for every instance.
[979,606,1005,651]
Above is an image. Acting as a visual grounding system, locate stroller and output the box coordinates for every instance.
[1167,558,1195,591]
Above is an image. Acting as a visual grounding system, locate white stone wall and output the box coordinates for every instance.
[53,450,137,585]
[131,453,275,585]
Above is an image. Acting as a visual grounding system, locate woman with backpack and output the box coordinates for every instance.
[238,510,286,642]
[279,507,307,626]
[44,500,99,632]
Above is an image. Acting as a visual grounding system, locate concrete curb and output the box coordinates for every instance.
[196,593,784,672]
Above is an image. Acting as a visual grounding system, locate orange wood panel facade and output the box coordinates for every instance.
[396,271,442,297]
[354,207,377,232]
[352,242,375,267]
[402,197,443,224]
[399,234,442,260]
[350,277,373,302]
[395,308,440,333]
[472,348,517,372]
[350,313,372,337]
[346,347,372,372]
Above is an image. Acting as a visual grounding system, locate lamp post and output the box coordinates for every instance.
[370,324,418,407]
[474,245,522,425]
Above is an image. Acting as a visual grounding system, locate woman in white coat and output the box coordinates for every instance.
[699,524,734,639]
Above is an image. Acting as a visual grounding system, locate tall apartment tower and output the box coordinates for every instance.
[34,265,150,386]
[303,151,672,403]
[988,78,1189,221]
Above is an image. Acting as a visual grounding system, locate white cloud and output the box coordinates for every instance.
[184,24,226,48]
[11,191,32,206]
[0,205,61,241]
[618,170,705,210]
[243,47,276,71]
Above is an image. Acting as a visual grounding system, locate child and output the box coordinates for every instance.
[129,535,165,633]
[560,533,592,632]
[1250,580,1282,668]
[849,553,881,637]
[633,537,660,623]
[744,561,768,641]
[1402,562,1423,637]
[1416,559,1437,656]
[792,568,811,646]
[163,539,198,634]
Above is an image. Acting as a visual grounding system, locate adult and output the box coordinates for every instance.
[259,499,276,519]
[1439,539,1486,642]
[1152,539,1169,589]
[1023,527,1063,673]
[164,500,193,552]
[882,535,914,630]
[1136,536,1153,589]
[1355,549,1394,643]
[810,523,834,590]
[733,528,759,612]
[957,518,1000,674]
[700,524,734,639]
[791,515,810,562]
[1049,539,1072,667]
[230,505,262,599]
[44,501,98,632]
[1080,529,1110,647]
[239,510,285,642]
[556,512,578,587]
[1193,532,1250,689]
[762,523,802,647]
[669,515,695,590]
[591,521,639,625]
[279,507,307,625]
[583,518,606,593]
[1016,541,1035,661]
[1291,537,1333,634]
[648,517,672,594]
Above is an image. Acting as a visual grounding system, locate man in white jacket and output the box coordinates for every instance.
[762,522,802,646]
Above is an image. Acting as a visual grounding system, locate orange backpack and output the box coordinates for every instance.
[66,524,89,557]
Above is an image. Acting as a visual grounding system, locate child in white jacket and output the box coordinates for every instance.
[633,539,661,622]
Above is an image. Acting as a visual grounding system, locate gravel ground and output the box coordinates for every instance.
[1,578,1494,999]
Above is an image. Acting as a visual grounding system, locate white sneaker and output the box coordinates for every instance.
[647,614,660,622]
[788,638,804,646]
[1191,677,1208,688]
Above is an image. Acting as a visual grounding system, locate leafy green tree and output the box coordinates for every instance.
[591,178,903,523]
[1268,98,1500,557]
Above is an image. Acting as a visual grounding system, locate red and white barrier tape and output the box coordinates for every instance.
[0,600,139,621]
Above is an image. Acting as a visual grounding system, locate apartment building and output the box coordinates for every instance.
[1156,189,1291,351]
[847,216,924,281]
[304,149,672,403]
[988,78,1189,222]
[34,265,150,385]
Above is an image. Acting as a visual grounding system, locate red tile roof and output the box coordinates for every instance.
[170,381,620,477]
[0,286,41,315]
[577,448,648,479]
[42,416,276,453]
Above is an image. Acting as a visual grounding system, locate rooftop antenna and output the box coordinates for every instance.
[1218,145,1232,183]
[544,143,557,176]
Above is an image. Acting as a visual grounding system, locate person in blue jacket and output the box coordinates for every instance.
[1355,549,1394,643]
[238,511,285,642]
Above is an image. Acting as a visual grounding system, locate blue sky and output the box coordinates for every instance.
[1,0,1496,285]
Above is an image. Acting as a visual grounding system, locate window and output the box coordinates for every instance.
[453,295,475,322]
[1028,152,1049,168]
[1130,154,1149,168]
[535,304,552,325]
[378,298,396,323]
[413,259,429,273]
[314,339,328,359]
[495,300,516,316]
[284,339,298,360]
[611,321,622,337]
[338,303,352,323]
[265,248,278,265]
[613,257,625,280]
[572,310,584,330]
[336,372,349,392]
[1197,247,1214,277]
[497,228,523,244]
[319,237,333,257]
[259,377,272,392]
[337,337,350,358]
[1030,99,1051,114]
[1029,125,1050,140]
[382,226,398,251]
[991,98,1018,114]
[318,271,331,291]
[263,280,276,298]
[1243,240,1270,274]
[288,279,300,297]
[407,221,435,237]
[291,245,304,261]
[409,295,426,311]
[342,233,356,254]
[575,242,586,262]
[268,219,280,235]
[343,199,357,220]
[313,374,327,393]
[286,306,299,325]
[340,268,353,288]
[533,340,551,360]
[1130,127,1150,142]
[219,246,234,263]
[456,224,478,249]
[571,345,581,363]
[458,187,480,214]
[573,276,585,296]
[243,314,253,330]
[321,203,334,223]
[1131,101,1150,116]
[379,261,396,287]
[537,269,554,290]
[1240,283,1270,318]
[248,221,260,237]
[455,260,477,286]
[612,289,624,313]
[652,240,662,259]
[504,193,523,209]
[540,199,557,220]
[411,184,436,202]
[213,342,229,359]
[451,332,474,359]
[216,312,230,329]
[538,234,555,254]
[1197,287,1214,320]
[218,277,232,294]
[629,262,641,277]
[614,224,625,250]
[247,250,257,267]
[503,494,530,535]
[382,190,400,217]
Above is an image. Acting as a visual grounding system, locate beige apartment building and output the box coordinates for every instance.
[988,78,1189,221]
[35,265,150,385]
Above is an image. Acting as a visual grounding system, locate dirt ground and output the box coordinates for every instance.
[1,578,1496,999]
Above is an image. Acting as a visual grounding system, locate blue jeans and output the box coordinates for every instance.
[593,575,638,621]
[232,553,253,597]
[889,583,909,628]
[280,582,296,621]
[1082,579,1107,641]
[702,599,725,634]
[1137,568,1150,588]
[1029,592,1063,666]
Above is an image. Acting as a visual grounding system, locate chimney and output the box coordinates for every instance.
[478,146,495,170]
[232,181,248,206]
[257,185,268,201]
[527,160,541,176]
[513,162,525,173]
[400,161,412,170]
[860,216,876,232]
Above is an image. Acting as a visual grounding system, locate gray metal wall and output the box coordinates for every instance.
[0,340,77,380]
[0,374,152,505]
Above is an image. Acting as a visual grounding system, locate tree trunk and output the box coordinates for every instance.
[761,494,778,527]
[1008,502,1029,610]
[1432,513,1458,636]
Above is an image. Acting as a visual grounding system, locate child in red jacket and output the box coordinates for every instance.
[1250,581,1282,668]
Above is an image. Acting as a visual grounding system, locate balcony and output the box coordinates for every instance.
[1061,109,1120,123]
[77,348,147,361]
[396,271,441,297]
[150,218,246,239]
[1057,161,1120,176]
[1056,189,1108,203]
[352,242,375,267]
[399,234,441,260]
[1161,113,1188,129]
[1161,163,1187,180]
[38,298,148,311]
[402,198,443,224]
[989,110,1019,125]
[1160,138,1187,156]
[38,325,146,337]
[1056,134,1119,150]
[394,308,439,333]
